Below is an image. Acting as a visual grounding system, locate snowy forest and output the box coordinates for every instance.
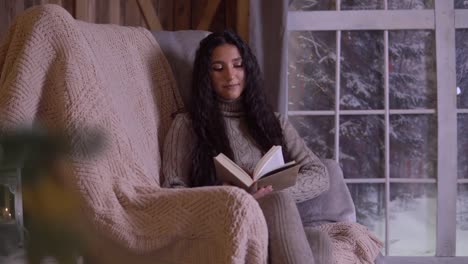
[288,0,467,256]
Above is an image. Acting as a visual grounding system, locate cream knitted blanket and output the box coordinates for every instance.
[316,222,383,264]
[0,4,268,264]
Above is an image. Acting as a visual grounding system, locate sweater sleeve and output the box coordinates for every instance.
[162,113,194,188]
[278,114,330,203]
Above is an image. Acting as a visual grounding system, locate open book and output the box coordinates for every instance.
[213,145,300,192]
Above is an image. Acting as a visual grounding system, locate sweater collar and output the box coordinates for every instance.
[217,96,245,117]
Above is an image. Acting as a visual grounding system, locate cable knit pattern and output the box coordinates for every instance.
[0,5,268,263]
[162,98,330,202]
[315,222,384,264]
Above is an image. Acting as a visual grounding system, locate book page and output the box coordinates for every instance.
[260,161,297,178]
[214,153,253,189]
[257,163,300,192]
[253,145,285,181]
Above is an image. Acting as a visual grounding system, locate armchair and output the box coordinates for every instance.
[0,4,383,264]
[0,5,266,264]
[153,30,385,264]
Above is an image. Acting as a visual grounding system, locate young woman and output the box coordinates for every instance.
[162,30,329,263]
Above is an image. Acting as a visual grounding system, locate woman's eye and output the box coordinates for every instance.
[233,60,244,68]
[211,64,223,71]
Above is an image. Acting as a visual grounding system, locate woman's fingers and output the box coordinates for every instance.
[252,185,273,199]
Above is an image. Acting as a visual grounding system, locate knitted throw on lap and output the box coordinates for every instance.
[0,5,268,264]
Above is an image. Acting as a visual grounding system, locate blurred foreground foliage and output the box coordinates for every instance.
[0,128,104,264]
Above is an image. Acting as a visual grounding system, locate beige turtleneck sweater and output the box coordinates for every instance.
[162,98,329,203]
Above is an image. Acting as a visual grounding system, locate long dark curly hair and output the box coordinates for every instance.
[190,30,287,187]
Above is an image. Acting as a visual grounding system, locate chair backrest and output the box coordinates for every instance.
[297,159,357,226]
[152,30,210,110]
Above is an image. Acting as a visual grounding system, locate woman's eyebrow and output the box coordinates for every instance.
[210,57,242,64]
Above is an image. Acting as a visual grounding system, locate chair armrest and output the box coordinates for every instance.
[296,159,356,227]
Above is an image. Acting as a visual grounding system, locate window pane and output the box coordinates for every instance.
[340,115,384,178]
[455,0,468,9]
[389,30,436,109]
[348,183,386,254]
[390,115,437,179]
[459,114,468,179]
[289,0,336,11]
[289,116,334,159]
[388,0,434,9]
[456,29,468,109]
[341,31,384,110]
[457,184,468,256]
[389,183,436,256]
[341,0,384,10]
[288,31,336,111]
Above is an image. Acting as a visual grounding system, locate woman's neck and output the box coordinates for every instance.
[217,96,244,117]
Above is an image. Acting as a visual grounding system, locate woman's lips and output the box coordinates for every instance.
[223,84,239,89]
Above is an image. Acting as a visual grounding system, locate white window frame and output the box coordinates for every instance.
[286,0,468,263]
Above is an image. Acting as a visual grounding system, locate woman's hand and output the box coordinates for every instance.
[224,182,273,199]
[249,183,273,200]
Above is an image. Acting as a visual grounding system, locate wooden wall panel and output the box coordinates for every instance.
[191,0,208,30]
[196,0,221,30]
[157,0,174,30]
[225,0,237,30]
[236,0,249,41]
[138,0,162,30]
[174,0,191,30]
[123,0,143,27]
[0,0,249,43]
[0,1,11,38]
[108,0,120,24]
[0,0,25,41]
[211,0,226,32]
[95,0,109,24]
[45,0,62,5]
[61,0,74,17]
[75,0,94,22]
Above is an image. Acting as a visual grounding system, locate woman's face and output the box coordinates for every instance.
[209,44,245,101]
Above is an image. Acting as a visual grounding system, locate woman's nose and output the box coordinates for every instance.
[224,66,235,80]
